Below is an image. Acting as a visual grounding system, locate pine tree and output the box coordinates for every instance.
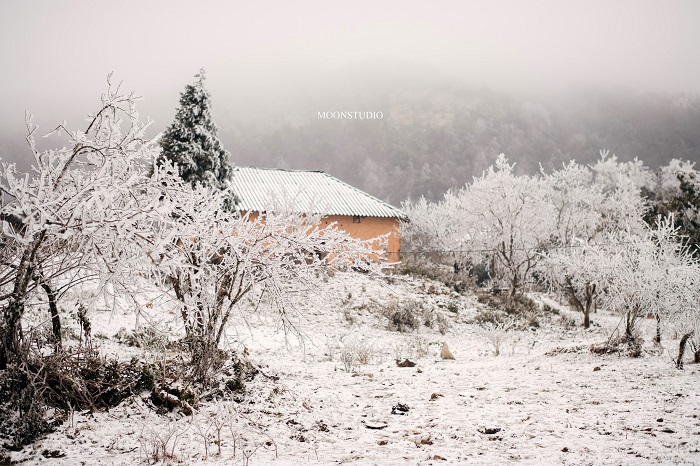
[645,173,700,256]
[158,69,233,193]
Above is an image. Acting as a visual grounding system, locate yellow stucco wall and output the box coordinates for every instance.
[321,215,401,261]
[244,212,400,262]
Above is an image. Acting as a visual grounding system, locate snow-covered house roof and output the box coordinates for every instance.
[231,167,407,219]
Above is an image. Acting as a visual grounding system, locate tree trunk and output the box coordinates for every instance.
[2,233,47,368]
[1,300,25,370]
[625,309,635,343]
[564,279,593,329]
[582,283,595,330]
[171,275,194,339]
[654,315,661,344]
[676,331,694,369]
[40,282,62,352]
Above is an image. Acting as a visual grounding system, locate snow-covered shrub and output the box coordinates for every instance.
[478,321,514,356]
[473,292,539,328]
[390,335,432,361]
[324,335,341,361]
[382,300,422,332]
[114,326,169,350]
[339,347,359,373]
[157,194,386,383]
[351,339,377,365]
[381,299,449,334]
[339,336,377,370]
[470,306,506,326]
[412,335,431,358]
[0,366,55,448]
[138,423,184,464]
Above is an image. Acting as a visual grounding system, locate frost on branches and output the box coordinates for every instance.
[601,218,700,356]
[155,182,386,384]
[537,155,649,328]
[647,158,700,254]
[403,154,552,298]
[402,151,700,345]
[0,77,386,382]
[157,68,233,196]
[0,76,166,368]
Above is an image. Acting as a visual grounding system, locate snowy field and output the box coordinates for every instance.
[7,271,700,465]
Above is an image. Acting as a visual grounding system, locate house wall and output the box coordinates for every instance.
[243,211,400,261]
[321,215,401,261]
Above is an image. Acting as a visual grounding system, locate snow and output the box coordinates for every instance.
[7,272,700,465]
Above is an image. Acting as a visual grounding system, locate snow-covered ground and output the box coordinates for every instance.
[7,272,700,465]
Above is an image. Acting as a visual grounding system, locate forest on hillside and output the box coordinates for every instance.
[225,87,700,204]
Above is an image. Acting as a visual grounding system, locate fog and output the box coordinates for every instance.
[1,0,699,199]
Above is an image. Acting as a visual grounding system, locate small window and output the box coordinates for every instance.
[352,215,361,223]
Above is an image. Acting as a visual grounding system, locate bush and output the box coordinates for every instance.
[383,301,423,332]
[398,256,483,295]
[0,351,157,448]
[478,321,513,356]
[114,326,170,350]
[207,351,260,402]
[590,331,643,357]
[470,308,507,326]
[473,292,548,330]
[337,337,377,372]
[382,300,450,334]
[0,367,56,449]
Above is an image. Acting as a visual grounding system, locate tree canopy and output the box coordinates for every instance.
[158,69,232,193]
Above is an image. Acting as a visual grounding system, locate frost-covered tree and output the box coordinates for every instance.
[590,150,655,194]
[462,155,552,298]
[600,218,700,353]
[158,186,384,383]
[542,160,604,245]
[587,151,650,236]
[540,216,700,340]
[0,75,170,369]
[538,243,605,329]
[544,155,648,264]
[403,154,552,298]
[401,189,468,264]
[158,69,232,193]
[537,155,649,328]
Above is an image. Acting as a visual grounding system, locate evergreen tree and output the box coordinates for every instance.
[645,173,700,256]
[158,69,233,193]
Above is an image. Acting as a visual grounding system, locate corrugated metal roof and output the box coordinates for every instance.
[230,167,407,219]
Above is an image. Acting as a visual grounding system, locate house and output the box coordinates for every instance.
[230,167,406,261]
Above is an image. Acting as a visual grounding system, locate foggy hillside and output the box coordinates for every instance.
[223,84,700,204]
[2,71,699,206]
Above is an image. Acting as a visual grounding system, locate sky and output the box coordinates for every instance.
[1,0,699,152]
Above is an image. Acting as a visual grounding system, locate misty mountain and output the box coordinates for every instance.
[222,86,700,204]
